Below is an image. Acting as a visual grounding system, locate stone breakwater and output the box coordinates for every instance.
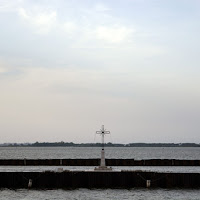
[0,171,200,188]
[0,159,200,166]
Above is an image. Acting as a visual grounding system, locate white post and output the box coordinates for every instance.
[28,179,32,188]
[146,180,151,188]
[100,149,106,167]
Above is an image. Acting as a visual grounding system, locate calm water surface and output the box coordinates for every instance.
[0,147,200,160]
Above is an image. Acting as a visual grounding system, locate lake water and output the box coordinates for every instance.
[0,147,200,199]
[1,146,200,160]
[1,188,200,200]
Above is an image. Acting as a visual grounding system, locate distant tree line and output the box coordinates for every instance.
[0,142,200,147]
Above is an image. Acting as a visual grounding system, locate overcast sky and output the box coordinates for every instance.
[0,0,200,143]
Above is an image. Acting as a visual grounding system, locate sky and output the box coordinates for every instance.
[0,0,200,144]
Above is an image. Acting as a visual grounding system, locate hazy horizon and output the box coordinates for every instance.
[0,0,200,143]
[0,141,199,145]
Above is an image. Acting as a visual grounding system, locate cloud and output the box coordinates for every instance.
[95,25,134,44]
[0,59,11,74]
[0,0,22,12]
[14,2,135,46]
[0,67,6,74]
[63,21,78,35]
[94,3,111,12]
[61,23,135,47]
[18,7,57,34]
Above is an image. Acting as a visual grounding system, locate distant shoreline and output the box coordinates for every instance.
[0,142,200,147]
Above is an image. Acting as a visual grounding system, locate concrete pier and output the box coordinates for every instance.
[0,171,200,188]
[94,150,112,171]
